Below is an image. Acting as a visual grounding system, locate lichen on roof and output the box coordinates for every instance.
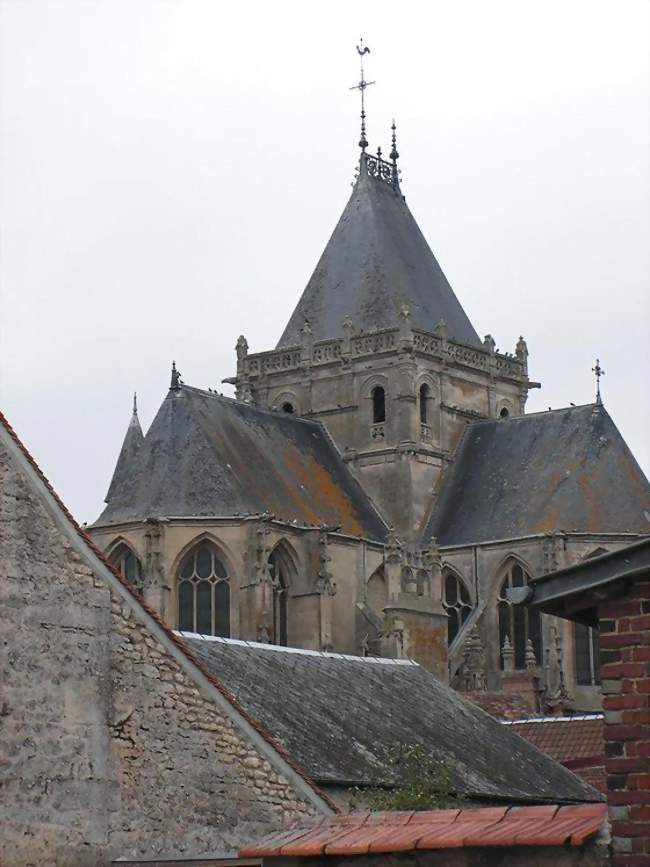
[96,385,387,540]
[424,403,650,546]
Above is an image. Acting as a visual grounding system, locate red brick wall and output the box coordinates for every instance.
[599,578,650,866]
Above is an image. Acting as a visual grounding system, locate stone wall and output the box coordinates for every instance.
[0,432,322,867]
[599,576,650,864]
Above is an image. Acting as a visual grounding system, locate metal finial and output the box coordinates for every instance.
[390,120,399,162]
[592,358,605,405]
[132,392,138,415]
[170,360,182,391]
[350,39,375,153]
[390,119,400,188]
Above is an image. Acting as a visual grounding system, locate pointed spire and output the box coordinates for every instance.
[501,634,515,672]
[105,393,144,504]
[525,638,538,670]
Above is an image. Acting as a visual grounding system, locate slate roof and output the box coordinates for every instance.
[240,803,608,856]
[105,401,143,504]
[181,635,601,804]
[425,404,650,546]
[96,386,386,539]
[277,158,481,348]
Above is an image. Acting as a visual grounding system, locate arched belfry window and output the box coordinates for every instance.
[177,542,230,637]
[498,561,541,669]
[419,384,430,424]
[575,622,601,686]
[372,386,386,424]
[110,543,143,587]
[268,548,289,646]
[443,570,472,645]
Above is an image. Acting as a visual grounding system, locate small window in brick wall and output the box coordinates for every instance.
[498,562,542,669]
[178,543,230,638]
[443,570,473,645]
[575,622,601,685]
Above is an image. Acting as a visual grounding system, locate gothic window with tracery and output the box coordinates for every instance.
[372,386,386,423]
[575,622,601,686]
[110,543,143,587]
[443,570,472,645]
[268,549,288,646]
[498,562,541,669]
[177,542,230,637]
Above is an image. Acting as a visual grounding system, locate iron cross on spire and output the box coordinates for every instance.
[592,358,605,405]
[350,38,375,152]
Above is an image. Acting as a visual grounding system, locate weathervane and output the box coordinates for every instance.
[350,38,374,152]
[592,358,605,405]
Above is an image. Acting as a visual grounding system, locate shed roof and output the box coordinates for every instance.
[277,157,481,348]
[96,386,387,540]
[424,404,650,546]
[181,634,601,804]
[239,803,607,856]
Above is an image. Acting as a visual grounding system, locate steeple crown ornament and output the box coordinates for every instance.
[592,358,605,405]
[132,392,138,416]
[170,361,182,391]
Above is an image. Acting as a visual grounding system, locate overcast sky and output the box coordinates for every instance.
[1,0,648,523]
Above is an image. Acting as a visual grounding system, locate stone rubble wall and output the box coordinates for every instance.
[0,437,318,867]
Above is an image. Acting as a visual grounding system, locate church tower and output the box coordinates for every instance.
[231,103,533,539]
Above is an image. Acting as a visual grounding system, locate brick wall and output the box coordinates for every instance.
[0,432,321,867]
[599,579,650,865]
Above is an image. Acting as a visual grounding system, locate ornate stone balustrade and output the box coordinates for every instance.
[239,327,525,381]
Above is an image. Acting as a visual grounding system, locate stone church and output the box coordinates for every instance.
[90,118,650,715]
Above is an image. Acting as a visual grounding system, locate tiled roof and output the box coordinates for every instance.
[504,715,606,794]
[504,715,605,764]
[239,803,607,856]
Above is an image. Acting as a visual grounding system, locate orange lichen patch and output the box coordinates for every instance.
[282,449,366,536]
[240,803,608,856]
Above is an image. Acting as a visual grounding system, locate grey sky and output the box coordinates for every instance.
[1,0,648,523]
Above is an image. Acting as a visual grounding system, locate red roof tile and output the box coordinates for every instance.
[239,803,607,857]
[507,716,604,764]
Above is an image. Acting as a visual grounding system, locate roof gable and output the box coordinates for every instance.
[183,634,601,803]
[425,404,650,546]
[277,159,481,348]
[97,387,387,539]
[0,411,334,814]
